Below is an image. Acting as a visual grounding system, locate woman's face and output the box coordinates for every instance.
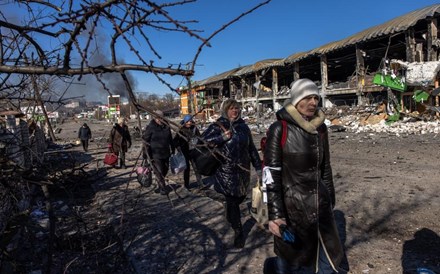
[227,105,240,120]
[296,95,319,118]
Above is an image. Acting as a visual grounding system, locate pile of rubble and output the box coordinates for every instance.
[208,104,440,136]
[326,105,440,135]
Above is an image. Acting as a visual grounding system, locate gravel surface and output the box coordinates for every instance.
[11,118,439,274]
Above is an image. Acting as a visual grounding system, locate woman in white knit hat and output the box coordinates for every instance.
[263,79,346,274]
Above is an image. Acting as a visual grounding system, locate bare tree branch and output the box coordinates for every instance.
[0,0,271,112]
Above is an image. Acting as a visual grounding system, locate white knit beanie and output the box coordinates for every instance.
[289,79,320,106]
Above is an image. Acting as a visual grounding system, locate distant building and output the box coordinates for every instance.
[180,4,440,115]
[65,101,80,108]
[163,107,180,118]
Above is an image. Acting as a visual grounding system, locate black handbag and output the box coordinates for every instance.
[189,122,227,176]
[189,145,222,176]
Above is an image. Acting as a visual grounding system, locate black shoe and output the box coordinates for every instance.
[154,188,161,194]
[160,189,169,195]
[234,228,245,248]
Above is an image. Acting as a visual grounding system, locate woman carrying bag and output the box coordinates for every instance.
[202,99,262,248]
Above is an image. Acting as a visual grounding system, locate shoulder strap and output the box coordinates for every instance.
[216,121,227,132]
[280,120,287,148]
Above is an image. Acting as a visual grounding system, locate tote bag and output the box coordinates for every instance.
[251,178,268,226]
[104,152,118,166]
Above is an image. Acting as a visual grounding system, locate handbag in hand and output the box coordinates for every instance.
[136,160,152,187]
[189,145,222,176]
[189,122,227,176]
[104,151,118,166]
[251,178,268,226]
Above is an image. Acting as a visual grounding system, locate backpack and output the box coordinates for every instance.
[260,120,288,164]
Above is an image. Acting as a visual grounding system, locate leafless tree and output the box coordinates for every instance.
[0,0,272,118]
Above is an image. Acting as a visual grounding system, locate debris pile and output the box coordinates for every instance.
[201,103,440,136]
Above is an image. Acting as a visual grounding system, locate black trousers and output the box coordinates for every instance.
[152,158,169,190]
[81,139,89,151]
[224,195,246,229]
[119,150,126,166]
[183,156,191,187]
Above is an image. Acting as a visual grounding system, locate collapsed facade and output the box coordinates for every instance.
[180,4,440,119]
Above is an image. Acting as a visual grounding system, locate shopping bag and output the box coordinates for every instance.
[136,164,152,187]
[170,151,187,174]
[251,178,268,226]
[103,152,118,166]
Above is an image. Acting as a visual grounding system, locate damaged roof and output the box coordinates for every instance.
[232,59,284,77]
[286,4,440,63]
[192,4,440,87]
[194,67,242,87]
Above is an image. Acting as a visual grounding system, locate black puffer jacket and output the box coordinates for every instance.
[142,119,174,160]
[202,116,261,197]
[264,104,343,270]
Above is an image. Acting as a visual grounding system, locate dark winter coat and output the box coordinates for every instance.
[264,104,343,271]
[202,116,261,197]
[78,125,92,141]
[109,124,131,154]
[142,119,175,160]
[173,124,200,157]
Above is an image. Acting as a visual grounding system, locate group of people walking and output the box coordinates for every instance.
[80,78,347,273]
[141,79,346,273]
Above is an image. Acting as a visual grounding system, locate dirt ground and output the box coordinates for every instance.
[4,117,439,274]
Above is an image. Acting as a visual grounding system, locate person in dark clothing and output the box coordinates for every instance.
[202,99,262,248]
[78,123,92,152]
[263,79,345,274]
[173,114,201,189]
[109,117,132,169]
[142,110,175,195]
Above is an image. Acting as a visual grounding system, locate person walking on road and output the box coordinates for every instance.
[263,79,345,274]
[142,110,175,195]
[173,114,201,189]
[78,123,92,152]
[202,99,262,248]
[109,117,132,169]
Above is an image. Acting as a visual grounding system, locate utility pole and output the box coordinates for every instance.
[186,75,194,114]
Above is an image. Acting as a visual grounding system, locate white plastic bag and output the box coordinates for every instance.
[170,151,187,174]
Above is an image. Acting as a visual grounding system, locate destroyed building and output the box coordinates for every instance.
[179,4,440,121]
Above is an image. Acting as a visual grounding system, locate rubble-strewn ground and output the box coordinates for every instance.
[2,116,440,274]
